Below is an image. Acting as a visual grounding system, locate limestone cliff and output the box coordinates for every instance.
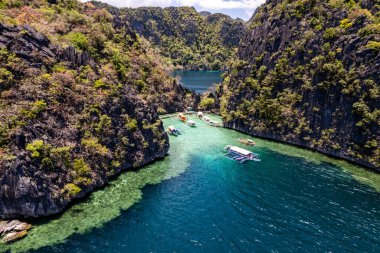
[219,0,379,169]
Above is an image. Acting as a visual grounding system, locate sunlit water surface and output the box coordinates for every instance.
[2,115,380,253]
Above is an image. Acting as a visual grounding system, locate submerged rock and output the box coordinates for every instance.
[0,220,31,243]
[2,231,28,244]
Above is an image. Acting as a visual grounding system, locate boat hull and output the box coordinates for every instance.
[224,145,260,163]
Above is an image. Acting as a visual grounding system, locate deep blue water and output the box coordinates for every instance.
[18,116,380,253]
[172,70,223,93]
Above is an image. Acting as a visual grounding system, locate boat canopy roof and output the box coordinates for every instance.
[168,125,176,131]
[188,120,196,124]
[230,146,253,156]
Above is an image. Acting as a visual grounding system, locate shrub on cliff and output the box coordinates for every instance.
[26,140,46,158]
[199,97,215,110]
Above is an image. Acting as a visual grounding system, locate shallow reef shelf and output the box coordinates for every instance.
[2,115,380,253]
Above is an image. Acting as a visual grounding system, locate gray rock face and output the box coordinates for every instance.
[60,46,96,68]
[0,23,95,69]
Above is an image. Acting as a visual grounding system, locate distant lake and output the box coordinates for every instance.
[172,70,223,93]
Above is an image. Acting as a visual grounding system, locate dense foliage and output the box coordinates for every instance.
[219,0,379,168]
[92,2,244,71]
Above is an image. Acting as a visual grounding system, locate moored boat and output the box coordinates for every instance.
[208,120,221,127]
[188,120,196,127]
[177,113,187,122]
[239,138,256,146]
[167,125,181,136]
[197,112,203,118]
[224,145,261,163]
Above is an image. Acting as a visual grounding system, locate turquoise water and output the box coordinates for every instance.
[172,70,222,93]
[2,115,380,253]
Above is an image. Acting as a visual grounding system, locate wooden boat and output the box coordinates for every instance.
[208,120,221,127]
[167,125,181,136]
[177,113,187,122]
[224,145,261,163]
[188,120,196,127]
[238,138,256,146]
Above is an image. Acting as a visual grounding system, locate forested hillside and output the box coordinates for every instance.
[0,0,194,219]
[218,0,379,169]
[92,1,245,70]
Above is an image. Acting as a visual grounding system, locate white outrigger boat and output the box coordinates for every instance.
[167,125,181,136]
[224,145,261,163]
[188,120,196,127]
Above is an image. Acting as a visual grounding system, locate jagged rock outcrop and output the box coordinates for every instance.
[0,23,95,68]
[0,23,55,66]
[219,0,379,169]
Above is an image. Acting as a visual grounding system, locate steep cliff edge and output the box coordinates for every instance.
[219,0,379,169]
[0,0,190,219]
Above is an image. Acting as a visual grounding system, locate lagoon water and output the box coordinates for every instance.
[172,70,223,93]
[2,115,380,253]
